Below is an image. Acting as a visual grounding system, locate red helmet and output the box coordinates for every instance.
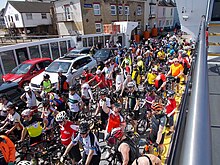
[111,127,124,139]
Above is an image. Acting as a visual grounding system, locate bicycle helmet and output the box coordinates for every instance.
[69,85,76,91]
[167,90,175,97]
[21,109,31,116]
[133,64,137,68]
[99,89,107,95]
[96,70,101,75]
[127,81,135,88]
[147,86,156,93]
[79,122,90,134]
[24,86,30,92]
[56,111,67,122]
[43,73,50,79]
[17,160,32,165]
[137,56,142,60]
[111,127,124,139]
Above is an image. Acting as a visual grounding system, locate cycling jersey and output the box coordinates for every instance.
[82,72,93,82]
[93,74,106,89]
[157,51,166,60]
[115,73,124,91]
[72,131,101,155]
[22,116,43,138]
[137,60,144,73]
[154,73,166,89]
[151,114,166,136]
[166,98,176,115]
[106,110,124,133]
[102,66,113,80]
[68,93,81,112]
[0,101,12,117]
[170,63,184,77]
[132,70,141,85]
[127,91,139,110]
[147,72,157,85]
[41,80,52,93]
[60,120,78,146]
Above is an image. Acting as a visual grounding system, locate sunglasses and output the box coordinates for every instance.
[80,133,87,135]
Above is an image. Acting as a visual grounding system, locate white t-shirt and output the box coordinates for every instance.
[99,97,111,108]
[72,132,101,155]
[81,83,93,100]
[25,91,37,108]
[68,93,81,112]
[7,112,22,130]
[115,74,124,91]
[0,101,12,117]
[102,66,113,80]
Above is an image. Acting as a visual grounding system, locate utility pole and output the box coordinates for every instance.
[116,0,119,21]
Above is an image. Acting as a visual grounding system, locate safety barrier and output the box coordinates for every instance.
[167,16,212,165]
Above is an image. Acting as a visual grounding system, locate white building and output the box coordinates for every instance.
[3,1,53,35]
[157,0,176,29]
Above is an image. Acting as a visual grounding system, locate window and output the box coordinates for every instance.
[166,20,169,26]
[137,21,141,29]
[170,20,173,26]
[41,13,47,19]
[118,6,123,15]
[26,13,32,20]
[163,8,166,16]
[124,6,129,15]
[111,5,116,15]
[95,23,102,33]
[65,6,71,19]
[15,14,19,21]
[171,8,173,16]
[137,6,142,16]
[93,4,101,15]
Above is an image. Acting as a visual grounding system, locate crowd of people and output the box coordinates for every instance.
[0,32,194,165]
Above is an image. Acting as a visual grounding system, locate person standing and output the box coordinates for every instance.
[57,68,69,95]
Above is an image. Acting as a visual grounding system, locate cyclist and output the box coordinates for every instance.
[40,73,52,96]
[166,58,184,94]
[102,60,114,89]
[132,154,162,165]
[137,56,144,75]
[120,75,137,98]
[88,70,107,89]
[166,90,176,136]
[80,75,94,112]
[20,86,40,109]
[131,64,141,86]
[19,109,43,145]
[0,104,23,140]
[57,68,69,95]
[109,127,140,165]
[68,85,82,122]
[125,82,140,134]
[0,94,12,121]
[95,89,111,130]
[56,111,81,165]
[61,122,101,165]
[82,66,94,82]
[155,68,166,93]
[0,131,16,165]
[149,98,167,156]
[143,68,157,86]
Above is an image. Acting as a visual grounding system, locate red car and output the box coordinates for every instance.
[2,58,52,87]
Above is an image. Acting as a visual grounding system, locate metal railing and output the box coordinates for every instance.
[167,16,212,165]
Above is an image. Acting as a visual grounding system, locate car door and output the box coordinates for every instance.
[70,58,86,84]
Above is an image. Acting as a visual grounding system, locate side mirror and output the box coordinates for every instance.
[71,69,77,73]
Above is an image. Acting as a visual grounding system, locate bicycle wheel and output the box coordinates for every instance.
[137,119,148,135]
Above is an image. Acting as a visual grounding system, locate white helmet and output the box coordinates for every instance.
[17,160,32,165]
[21,109,31,116]
[127,81,135,88]
[24,86,30,92]
[137,56,142,60]
[56,111,67,122]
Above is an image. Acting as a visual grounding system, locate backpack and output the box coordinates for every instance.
[89,132,101,156]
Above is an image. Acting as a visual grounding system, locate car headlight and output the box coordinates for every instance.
[13,77,22,83]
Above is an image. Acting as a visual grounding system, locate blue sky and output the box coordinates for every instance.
[0,0,24,10]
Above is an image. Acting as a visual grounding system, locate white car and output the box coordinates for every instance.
[30,54,97,91]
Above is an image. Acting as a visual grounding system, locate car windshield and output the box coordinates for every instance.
[93,49,110,61]
[46,61,71,73]
[11,63,32,74]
